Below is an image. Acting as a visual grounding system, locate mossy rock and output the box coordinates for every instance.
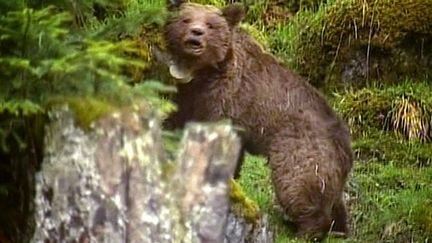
[229,179,261,224]
[276,0,432,87]
[411,198,432,235]
[332,82,432,141]
[241,0,325,29]
[45,97,118,130]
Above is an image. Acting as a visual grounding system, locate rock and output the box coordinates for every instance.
[32,105,271,243]
[224,212,273,243]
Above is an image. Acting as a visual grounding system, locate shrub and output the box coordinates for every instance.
[0,0,174,155]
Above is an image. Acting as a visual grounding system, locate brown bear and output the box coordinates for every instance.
[162,0,353,240]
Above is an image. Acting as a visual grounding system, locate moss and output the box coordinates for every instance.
[242,0,324,31]
[46,97,117,130]
[332,88,391,132]
[229,179,261,224]
[276,0,432,86]
[129,30,163,82]
[411,199,432,234]
[130,20,166,83]
[332,81,432,141]
[259,1,290,29]
[100,0,168,83]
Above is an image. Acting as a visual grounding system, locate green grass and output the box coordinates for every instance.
[237,130,432,242]
[332,82,432,141]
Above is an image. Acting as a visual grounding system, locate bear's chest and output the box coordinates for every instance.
[176,76,242,122]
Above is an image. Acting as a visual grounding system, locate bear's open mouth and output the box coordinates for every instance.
[184,38,204,55]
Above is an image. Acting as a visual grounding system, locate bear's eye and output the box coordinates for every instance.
[206,22,214,29]
[182,18,191,24]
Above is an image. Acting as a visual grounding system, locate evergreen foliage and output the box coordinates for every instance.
[0,0,173,154]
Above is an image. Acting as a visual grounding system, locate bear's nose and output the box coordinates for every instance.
[190,27,205,36]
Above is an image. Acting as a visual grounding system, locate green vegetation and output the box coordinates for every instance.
[0,1,173,240]
[0,0,173,155]
[229,179,261,224]
[193,0,226,7]
[269,0,432,86]
[333,81,432,141]
[45,97,117,130]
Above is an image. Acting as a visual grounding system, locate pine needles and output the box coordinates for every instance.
[0,0,172,154]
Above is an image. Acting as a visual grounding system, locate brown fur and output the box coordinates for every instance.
[163,2,353,240]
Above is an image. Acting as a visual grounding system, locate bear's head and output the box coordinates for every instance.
[164,1,244,80]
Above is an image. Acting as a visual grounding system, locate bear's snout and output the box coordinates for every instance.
[182,26,206,56]
[190,26,205,36]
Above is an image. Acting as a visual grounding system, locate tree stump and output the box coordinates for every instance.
[32,105,270,243]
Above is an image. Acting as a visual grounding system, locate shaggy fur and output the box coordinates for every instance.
[163,1,353,240]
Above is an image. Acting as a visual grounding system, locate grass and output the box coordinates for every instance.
[332,82,432,142]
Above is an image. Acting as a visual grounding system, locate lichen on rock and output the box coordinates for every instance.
[225,179,273,243]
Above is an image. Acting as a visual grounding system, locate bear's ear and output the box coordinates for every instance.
[222,3,245,27]
[167,0,185,11]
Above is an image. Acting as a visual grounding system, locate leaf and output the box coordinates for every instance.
[0,100,43,116]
